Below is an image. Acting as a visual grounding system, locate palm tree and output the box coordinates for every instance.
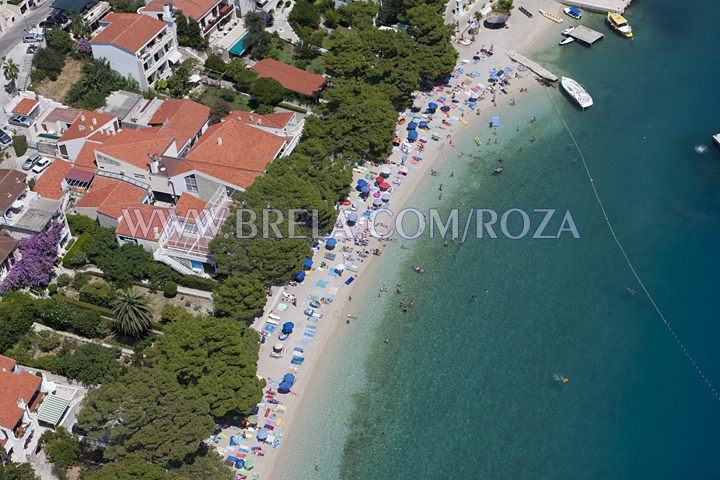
[3,59,19,89]
[112,288,153,338]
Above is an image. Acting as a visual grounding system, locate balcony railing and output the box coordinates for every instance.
[202,4,233,33]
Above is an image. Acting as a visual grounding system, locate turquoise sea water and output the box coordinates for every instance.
[275,2,720,478]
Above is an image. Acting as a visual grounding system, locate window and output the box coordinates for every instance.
[185,175,198,193]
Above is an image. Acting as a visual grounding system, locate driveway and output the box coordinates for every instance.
[0,0,51,58]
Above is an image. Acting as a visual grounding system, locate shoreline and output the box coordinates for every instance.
[229,2,570,477]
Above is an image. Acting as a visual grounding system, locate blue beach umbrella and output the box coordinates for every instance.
[407,130,419,141]
[357,179,367,189]
[428,102,438,111]
[303,257,313,269]
[294,271,306,282]
[347,212,358,225]
[326,238,337,250]
[257,429,269,441]
[282,322,294,334]
[407,121,418,130]
[418,121,429,129]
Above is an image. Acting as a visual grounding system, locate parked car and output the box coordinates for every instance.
[22,32,44,43]
[0,130,11,146]
[8,114,34,128]
[40,14,68,29]
[31,157,52,174]
[22,154,42,171]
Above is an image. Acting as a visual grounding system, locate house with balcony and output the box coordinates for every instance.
[57,111,119,163]
[0,231,19,282]
[0,169,71,245]
[140,0,237,38]
[0,355,86,463]
[90,13,181,90]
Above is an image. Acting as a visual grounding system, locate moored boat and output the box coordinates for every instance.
[563,6,582,19]
[560,77,593,109]
[607,12,633,38]
[539,9,564,23]
[559,37,575,46]
[561,26,575,36]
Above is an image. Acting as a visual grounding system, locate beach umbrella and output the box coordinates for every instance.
[294,271,306,282]
[428,102,438,111]
[373,190,381,198]
[392,136,401,145]
[360,185,371,194]
[235,459,245,469]
[440,105,451,112]
[418,121,429,129]
[303,257,313,269]
[382,193,391,202]
[282,322,294,334]
[335,263,345,273]
[407,121,418,130]
[373,198,382,207]
[326,238,337,250]
[273,343,283,352]
[381,166,392,177]
[347,212,358,224]
[257,429,269,441]
[379,182,390,191]
[408,130,419,141]
[375,176,385,185]
[283,373,296,384]
[357,179,367,188]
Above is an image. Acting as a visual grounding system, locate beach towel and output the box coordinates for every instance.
[264,324,276,333]
[315,280,329,288]
[345,276,356,285]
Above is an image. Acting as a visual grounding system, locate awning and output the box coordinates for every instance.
[167,50,183,64]
[66,167,94,184]
[37,394,69,427]
[188,74,202,83]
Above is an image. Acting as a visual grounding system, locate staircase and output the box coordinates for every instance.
[153,249,197,276]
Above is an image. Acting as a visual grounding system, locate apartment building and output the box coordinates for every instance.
[90,13,180,90]
[141,0,237,38]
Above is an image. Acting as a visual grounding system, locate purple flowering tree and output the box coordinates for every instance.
[75,39,92,55]
[0,222,62,293]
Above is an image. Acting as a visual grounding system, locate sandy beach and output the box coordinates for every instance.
[213,1,570,477]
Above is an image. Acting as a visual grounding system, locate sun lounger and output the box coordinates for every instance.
[266,318,279,326]
[268,313,281,320]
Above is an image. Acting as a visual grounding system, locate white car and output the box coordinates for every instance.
[31,157,52,174]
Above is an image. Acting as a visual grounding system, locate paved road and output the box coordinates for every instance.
[0,1,51,58]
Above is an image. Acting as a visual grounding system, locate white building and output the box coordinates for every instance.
[90,12,181,90]
[140,0,238,38]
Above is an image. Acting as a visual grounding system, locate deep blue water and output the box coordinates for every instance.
[275,1,720,478]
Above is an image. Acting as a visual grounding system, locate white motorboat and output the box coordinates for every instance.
[563,6,582,19]
[561,77,593,109]
[561,26,575,36]
[559,37,575,46]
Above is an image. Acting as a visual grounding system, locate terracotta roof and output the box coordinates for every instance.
[251,58,325,96]
[144,0,218,20]
[0,169,28,212]
[175,192,208,221]
[227,110,294,129]
[0,356,16,371]
[91,13,165,53]
[33,159,72,200]
[12,98,39,116]
[43,107,82,124]
[0,233,19,265]
[95,128,175,171]
[58,111,117,143]
[0,357,42,430]
[76,177,147,219]
[184,118,287,189]
[148,99,209,148]
[115,204,171,240]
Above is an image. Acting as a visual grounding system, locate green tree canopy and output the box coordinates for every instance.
[82,454,177,480]
[250,77,285,111]
[176,11,208,50]
[337,0,379,29]
[147,315,264,416]
[58,344,121,385]
[224,59,258,91]
[112,288,153,338]
[0,462,39,480]
[78,368,215,466]
[303,79,397,163]
[40,427,81,468]
[0,292,37,353]
[212,274,268,321]
[45,28,74,54]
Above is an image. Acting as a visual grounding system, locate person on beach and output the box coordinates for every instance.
[348,296,352,302]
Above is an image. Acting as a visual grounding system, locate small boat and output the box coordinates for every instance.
[494,167,504,175]
[474,137,482,145]
[554,374,570,383]
[561,26,575,36]
[607,12,633,38]
[561,76,593,109]
[539,9,564,23]
[559,37,575,46]
[563,6,582,19]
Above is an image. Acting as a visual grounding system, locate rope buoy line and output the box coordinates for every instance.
[544,87,720,401]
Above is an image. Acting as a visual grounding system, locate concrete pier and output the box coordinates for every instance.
[506,51,558,82]
[555,0,631,14]
[569,25,605,45]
